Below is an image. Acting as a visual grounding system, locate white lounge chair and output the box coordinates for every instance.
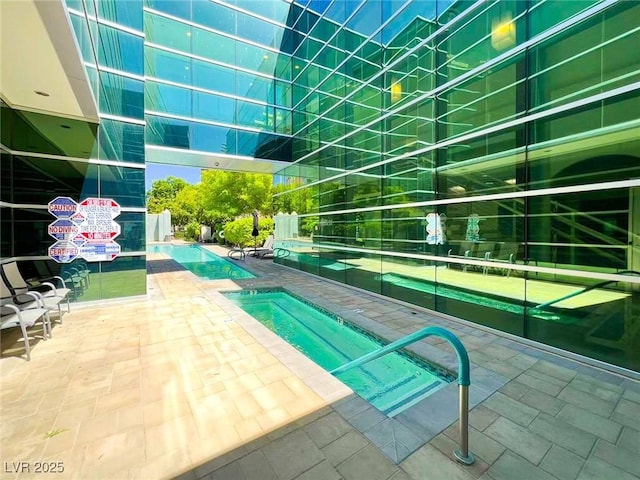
[1,277,51,360]
[245,234,274,257]
[1,261,69,319]
[1,304,51,361]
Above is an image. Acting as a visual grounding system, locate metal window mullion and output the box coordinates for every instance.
[290,0,619,157]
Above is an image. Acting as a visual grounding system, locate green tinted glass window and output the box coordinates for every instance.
[528,0,596,36]
[99,165,145,207]
[145,81,191,117]
[236,72,274,103]
[192,60,235,96]
[236,43,277,74]
[237,10,279,48]
[98,119,144,163]
[98,0,143,31]
[193,92,235,124]
[192,0,235,35]
[145,46,191,84]
[145,0,190,20]
[236,101,272,130]
[97,24,143,75]
[69,13,96,64]
[145,13,191,52]
[192,28,235,65]
[529,2,640,113]
[99,72,144,119]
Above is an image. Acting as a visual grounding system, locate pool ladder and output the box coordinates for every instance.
[331,325,475,465]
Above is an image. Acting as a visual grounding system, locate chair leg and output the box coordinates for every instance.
[43,311,52,339]
[18,321,31,361]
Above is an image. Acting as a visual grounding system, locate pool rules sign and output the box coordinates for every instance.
[48,196,122,263]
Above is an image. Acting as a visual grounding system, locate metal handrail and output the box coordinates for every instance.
[330,325,475,465]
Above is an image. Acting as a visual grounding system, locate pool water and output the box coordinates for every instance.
[148,244,255,280]
[224,289,451,416]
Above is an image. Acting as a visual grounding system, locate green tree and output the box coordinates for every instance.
[147,176,188,213]
[200,170,273,218]
[272,179,314,214]
[223,216,274,247]
[170,184,200,227]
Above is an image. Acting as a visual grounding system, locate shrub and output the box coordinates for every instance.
[184,221,200,241]
[223,216,273,247]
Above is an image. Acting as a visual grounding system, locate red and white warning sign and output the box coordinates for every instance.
[47,196,122,263]
[76,198,121,262]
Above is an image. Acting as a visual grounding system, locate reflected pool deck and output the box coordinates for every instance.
[0,244,638,480]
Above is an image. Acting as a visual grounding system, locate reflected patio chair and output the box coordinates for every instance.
[489,242,520,277]
[447,241,477,272]
[68,260,90,288]
[477,242,495,275]
[33,260,83,301]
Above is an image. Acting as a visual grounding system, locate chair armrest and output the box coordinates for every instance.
[30,275,67,289]
[28,282,57,296]
[1,303,21,316]
[1,291,43,308]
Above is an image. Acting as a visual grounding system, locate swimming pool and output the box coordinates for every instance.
[224,289,451,416]
[148,244,255,280]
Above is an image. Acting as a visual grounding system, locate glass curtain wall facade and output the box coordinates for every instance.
[275,0,640,373]
[1,0,147,301]
[2,0,638,373]
[143,0,294,159]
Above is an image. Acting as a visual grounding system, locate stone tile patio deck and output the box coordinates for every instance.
[1,244,639,480]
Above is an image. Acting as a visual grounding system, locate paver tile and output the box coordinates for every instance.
[593,440,640,477]
[485,417,551,464]
[529,413,596,458]
[427,432,491,479]
[530,360,577,383]
[619,427,640,454]
[401,445,475,480]
[304,412,353,449]
[443,425,505,465]
[520,389,566,416]
[321,431,369,467]
[294,460,341,480]
[577,457,639,480]
[262,429,325,480]
[557,404,622,443]
[568,376,623,402]
[612,399,640,431]
[483,392,539,427]
[4,250,640,480]
[557,386,616,418]
[515,373,563,397]
[487,451,557,480]
[540,445,585,480]
[347,406,387,432]
[468,405,500,431]
[498,381,529,400]
[337,444,399,480]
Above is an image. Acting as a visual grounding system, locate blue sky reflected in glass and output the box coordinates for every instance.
[146,163,201,191]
